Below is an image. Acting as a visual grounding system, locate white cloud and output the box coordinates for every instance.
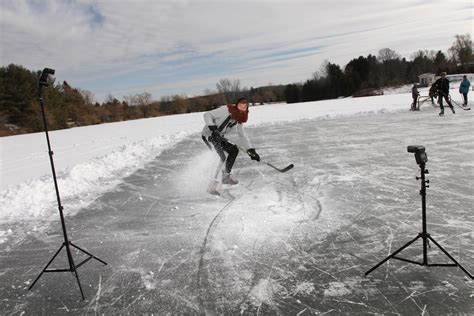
[0,0,472,101]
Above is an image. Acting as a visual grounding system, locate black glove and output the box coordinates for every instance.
[247,148,260,161]
[208,125,218,132]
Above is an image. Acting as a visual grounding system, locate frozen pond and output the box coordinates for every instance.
[1,109,473,314]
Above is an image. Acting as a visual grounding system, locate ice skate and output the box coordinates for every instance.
[207,179,221,196]
[222,172,238,185]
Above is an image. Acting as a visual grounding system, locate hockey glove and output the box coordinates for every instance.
[208,125,218,132]
[247,148,260,161]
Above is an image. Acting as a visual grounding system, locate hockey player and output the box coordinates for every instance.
[411,84,420,111]
[201,97,260,193]
[433,72,455,116]
[459,75,470,106]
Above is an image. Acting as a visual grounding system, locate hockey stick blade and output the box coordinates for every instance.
[454,102,471,110]
[236,145,294,172]
[449,97,471,110]
[265,162,294,173]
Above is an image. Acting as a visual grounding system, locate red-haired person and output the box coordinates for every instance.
[201,97,260,193]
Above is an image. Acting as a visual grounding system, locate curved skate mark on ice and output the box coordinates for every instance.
[196,198,236,311]
[275,173,324,224]
[295,196,323,224]
[195,179,255,312]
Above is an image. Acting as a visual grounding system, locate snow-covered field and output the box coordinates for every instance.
[0,84,473,314]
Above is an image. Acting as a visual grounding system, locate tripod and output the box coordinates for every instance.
[365,156,473,279]
[28,68,108,299]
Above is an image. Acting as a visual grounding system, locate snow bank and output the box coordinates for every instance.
[0,133,188,221]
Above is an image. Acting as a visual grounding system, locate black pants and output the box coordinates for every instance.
[206,136,238,173]
[462,93,468,105]
[412,96,418,110]
[438,92,453,112]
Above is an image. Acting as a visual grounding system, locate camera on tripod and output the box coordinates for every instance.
[29,67,107,300]
[407,145,427,165]
[39,68,55,87]
[366,145,473,279]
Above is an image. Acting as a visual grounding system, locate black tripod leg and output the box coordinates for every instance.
[64,243,86,300]
[365,234,421,276]
[72,264,85,300]
[29,243,65,290]
[428,236,473,279]
[70,242,108,265]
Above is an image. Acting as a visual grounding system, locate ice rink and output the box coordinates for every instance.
[1,108,473,314]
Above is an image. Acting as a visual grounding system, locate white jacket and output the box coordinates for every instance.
[201,106,252,150]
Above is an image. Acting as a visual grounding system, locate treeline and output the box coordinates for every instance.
[0,67,285,136]
[157,81,285,116]
[285,34,473,103]
[0,34,472,136]
[0,66,161,135]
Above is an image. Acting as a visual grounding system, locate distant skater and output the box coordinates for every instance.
[411,84,419,111]
[433,72,455,116]
[459,75,470,106]
[429,82,437,104]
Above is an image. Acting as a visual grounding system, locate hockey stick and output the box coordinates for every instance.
[452,100,471,110]
[448,94,470,110]
[265,161,294,173]
[237,146,294,173]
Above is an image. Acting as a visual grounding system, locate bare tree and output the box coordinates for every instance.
[316,60,330,79]
[160,95,171,103]
[105,94,116,104]
[410,50,427,60]
[216,78,241,103]
[123,94,136,106]
[78,89,95,105]
[378,48,401,62]
[135,92,152,117]
[172,94,189,114]
[448,34,473,66]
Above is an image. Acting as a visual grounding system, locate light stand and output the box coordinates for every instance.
[365,145,473,279]
[28,68,108,299]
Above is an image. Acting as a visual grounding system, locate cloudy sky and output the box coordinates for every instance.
[0,0,472,102]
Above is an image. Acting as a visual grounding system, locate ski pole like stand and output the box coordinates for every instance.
[28,68,108,300]
[365,145,473,279]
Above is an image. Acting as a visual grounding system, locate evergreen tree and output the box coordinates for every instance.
[324,62,346,98]
[284,84,300,103]
[344,56,371,92]
[0,64,37,126]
